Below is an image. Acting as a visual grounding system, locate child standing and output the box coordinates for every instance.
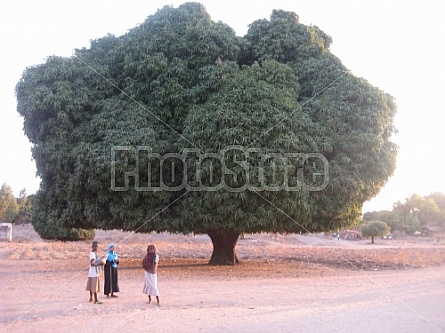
[142,244,160,306]
[85,241,104,304]
[104,243,120,298]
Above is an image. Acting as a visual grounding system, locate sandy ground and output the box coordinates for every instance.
[1,224,445,333]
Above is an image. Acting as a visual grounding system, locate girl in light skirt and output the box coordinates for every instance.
[142,244,160,306]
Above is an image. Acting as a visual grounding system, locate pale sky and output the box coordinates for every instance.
[1,0,444,213]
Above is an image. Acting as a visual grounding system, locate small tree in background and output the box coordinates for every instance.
[361,220,389,244]
[0,183,19,222]
[362,210,403,233]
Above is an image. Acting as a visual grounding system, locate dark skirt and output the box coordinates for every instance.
[104,260,119,295]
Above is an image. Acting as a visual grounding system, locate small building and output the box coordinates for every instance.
[12,212,32,225]
[341,230,362,240]
[0,223,13,242]
[420,224,442,237]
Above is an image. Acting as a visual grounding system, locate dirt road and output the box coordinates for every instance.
[1,226,444,333]
[1,262,444,333]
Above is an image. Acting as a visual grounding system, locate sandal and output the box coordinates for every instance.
[94,301,103,304]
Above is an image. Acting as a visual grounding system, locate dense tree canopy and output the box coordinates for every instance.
[361,220,389,244]
[16,3,397,264]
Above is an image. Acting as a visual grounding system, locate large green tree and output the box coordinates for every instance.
[16,3,397,264]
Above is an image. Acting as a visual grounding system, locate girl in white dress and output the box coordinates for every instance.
[142,244,160,306]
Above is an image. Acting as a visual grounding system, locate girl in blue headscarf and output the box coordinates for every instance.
[104,243,120,298]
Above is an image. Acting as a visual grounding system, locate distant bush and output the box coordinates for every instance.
[31,210,94,241]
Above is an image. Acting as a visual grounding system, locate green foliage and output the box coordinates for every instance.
[22,193,36,214]
[245,10,331,63]
[0,184,19,222]
[426,192,445,210]
[32,221,95,241]
[17,189,32,214]
[392,193,440,230]
[360,220,389,243]
[31,194,95,241]
[16,3,397,240]
[366,192,445,234]
[363,210,403,233]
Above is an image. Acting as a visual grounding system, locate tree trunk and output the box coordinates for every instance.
[207,230,240,265]
[371,236,375,244]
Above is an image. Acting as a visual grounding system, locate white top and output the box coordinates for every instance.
[88,251,100,277]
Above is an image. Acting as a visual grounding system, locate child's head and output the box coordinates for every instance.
[147,244,156,254]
